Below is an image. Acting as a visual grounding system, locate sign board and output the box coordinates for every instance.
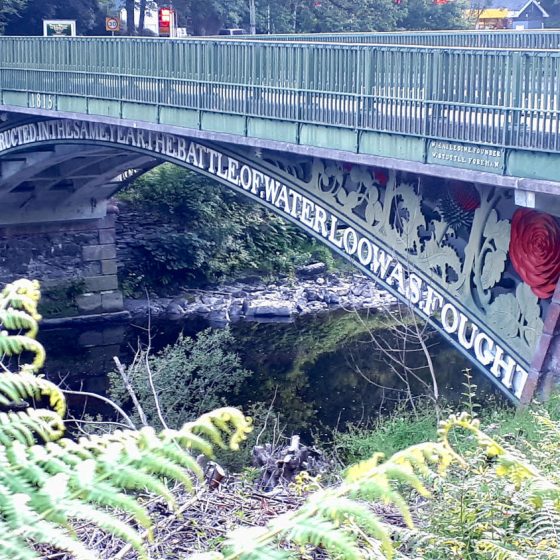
[427,140,504,174]
[43,20,76,37]
[158,7,176,37]
[105,17,121,33]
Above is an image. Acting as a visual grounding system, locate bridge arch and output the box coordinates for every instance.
[0,117,557,404]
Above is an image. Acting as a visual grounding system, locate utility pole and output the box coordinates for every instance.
[249,0,256,34]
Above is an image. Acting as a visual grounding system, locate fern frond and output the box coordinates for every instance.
[0,279,41,318]
[174,407,253,452]
[527,499,560,541]
[0,409,65,445]
[0,309,39,339]
[0,280,259,560]
[0,373,66,416]
[0,485,97,560]
[283,517,362,559]
[0,535,39,560]
[475,539,529,560]
[64,499,147,559]
[222,526,293,559]
[0,334,45,374]
[309,494,394,556]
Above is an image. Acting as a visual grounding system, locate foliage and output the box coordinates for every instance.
[2,277,560,560]
[401,409,560,559]
[328,388,560,560]
[397,0,469,30]
[1,0,472,39]
[108,327,251,429]
[3,0,105,35]
[118,164,327,293]
[0,0,27,34]
[0,279,252,559]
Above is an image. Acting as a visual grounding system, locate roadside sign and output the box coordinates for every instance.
[105,17,120,33]
[43,20,76,36]
[158,7,176,37]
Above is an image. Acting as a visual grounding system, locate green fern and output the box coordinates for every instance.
[0,279,252,560]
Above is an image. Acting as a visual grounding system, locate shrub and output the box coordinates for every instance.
[108,327,251,430]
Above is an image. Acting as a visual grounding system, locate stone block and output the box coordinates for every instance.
[82,244,116,262]
[101,259,118,275]
[102,291,124,312]
[84,275,119,292]
[76,293,102,313]
[102,325,126,344]
[78,330,104,348]
[99,214,116,229]
[99,228,116,244]
[82,261,102,276]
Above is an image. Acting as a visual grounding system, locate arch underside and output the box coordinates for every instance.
[0,117,551,403]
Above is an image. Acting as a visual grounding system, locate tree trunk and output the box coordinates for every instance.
[249,0,256,34]
[126,0,136,35]
[139,0,147,33]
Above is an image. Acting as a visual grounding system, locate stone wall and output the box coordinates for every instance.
[0,211,123,316]
[114,201,174,276]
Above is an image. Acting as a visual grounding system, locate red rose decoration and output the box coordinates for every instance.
[509,208,560,299]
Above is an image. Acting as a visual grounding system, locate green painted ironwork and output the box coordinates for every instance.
[1,36,560,161]
[237,29,560,49]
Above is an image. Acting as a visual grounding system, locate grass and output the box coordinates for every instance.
[331,389,560,467]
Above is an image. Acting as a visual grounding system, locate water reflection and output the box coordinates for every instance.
[39,309,496,435]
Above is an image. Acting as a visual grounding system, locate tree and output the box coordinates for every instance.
[397,0,469,30]
[0,0,28,34]
[4,0,104,35]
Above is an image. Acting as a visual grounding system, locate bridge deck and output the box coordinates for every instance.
[1,35,560,183]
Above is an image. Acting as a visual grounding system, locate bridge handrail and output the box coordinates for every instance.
[1,36,559,153]
[222,29,560,49]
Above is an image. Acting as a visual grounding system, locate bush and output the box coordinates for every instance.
[108,327,250,430]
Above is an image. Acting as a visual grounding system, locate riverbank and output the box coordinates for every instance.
[123,266,397,323]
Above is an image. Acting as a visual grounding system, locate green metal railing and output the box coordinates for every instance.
[1,36,559,153]
[236,29,560,49]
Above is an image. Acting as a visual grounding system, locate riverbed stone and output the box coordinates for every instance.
[296,262,327,277]
[246,299,295,317]
[194,304,211,314]
[166,301,185,315]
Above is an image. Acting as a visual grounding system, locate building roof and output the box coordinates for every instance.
[474,0,549,18]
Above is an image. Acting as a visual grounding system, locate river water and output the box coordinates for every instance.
[38,308,499,436]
